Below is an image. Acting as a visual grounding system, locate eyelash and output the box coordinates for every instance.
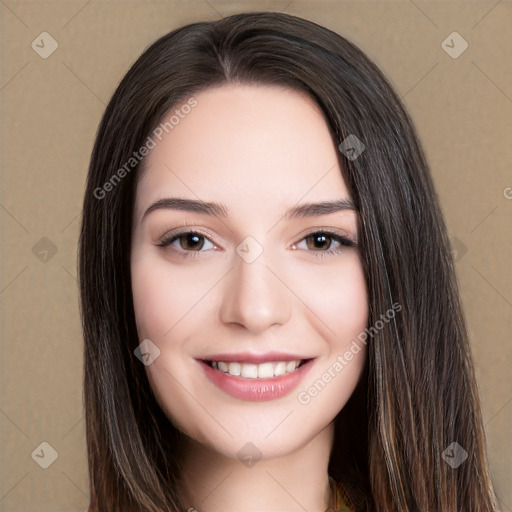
[157,226,356,260]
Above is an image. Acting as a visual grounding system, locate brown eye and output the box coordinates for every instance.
[305,233,333,251]
[176,233,205,251]
[157,231,216,254]
[293,230,355,258]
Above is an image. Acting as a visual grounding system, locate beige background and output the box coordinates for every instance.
[1,0,511,510]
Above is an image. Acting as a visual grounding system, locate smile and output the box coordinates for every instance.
[198,358,316,401]
[207,359,307,378]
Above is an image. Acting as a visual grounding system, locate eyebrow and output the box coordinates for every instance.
[142,197,357,221]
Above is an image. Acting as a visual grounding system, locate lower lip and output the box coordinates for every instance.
[197,359,315,402]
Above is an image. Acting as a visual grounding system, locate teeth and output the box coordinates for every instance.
[241,364,258,378]
[211,360,302,378]
[286,361,298,373]
[274,361,287,376]
[257,362,274,378]
[224,361,240,375]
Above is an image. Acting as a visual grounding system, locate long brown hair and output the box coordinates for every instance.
[78,11,500,511]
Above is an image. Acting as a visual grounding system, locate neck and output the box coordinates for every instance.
[175,422,334,512]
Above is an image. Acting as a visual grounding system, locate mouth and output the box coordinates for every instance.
[203,358,313,379]
[198,357,316,401]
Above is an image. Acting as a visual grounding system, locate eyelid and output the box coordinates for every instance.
[296,227,357,246]
[157,222,222,246]
[157,225,356,243]
[156,224,358,256]
[157,230,219,251]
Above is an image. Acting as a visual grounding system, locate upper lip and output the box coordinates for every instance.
[199,351,315,364]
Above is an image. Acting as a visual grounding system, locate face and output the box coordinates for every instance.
[130,83,368,460]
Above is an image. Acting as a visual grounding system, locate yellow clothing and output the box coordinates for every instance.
[327,476,355,511]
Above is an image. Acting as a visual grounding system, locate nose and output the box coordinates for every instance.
[219,251,292,333]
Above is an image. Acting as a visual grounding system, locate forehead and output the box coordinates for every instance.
[134,83,351,219]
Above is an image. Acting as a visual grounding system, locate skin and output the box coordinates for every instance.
[130,83,368,512]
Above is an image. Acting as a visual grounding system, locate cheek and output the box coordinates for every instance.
[332,264,368,341]
[294,252,368,345]
[130,252,214,340]
[131,259,170,339]
[294,256,368,414]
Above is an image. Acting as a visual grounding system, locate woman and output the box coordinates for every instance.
[78,11,500,512]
